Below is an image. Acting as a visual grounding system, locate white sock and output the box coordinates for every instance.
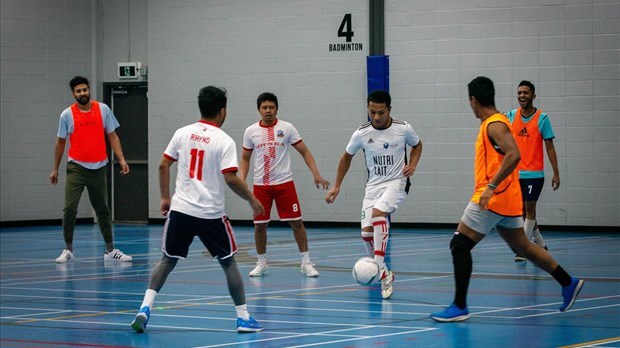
[372,217,389,278]
[256,253,267,266]
[361,230,374,257]
[300,251,311,264]
[532,228,546,247]
[524,219,535,241]
[235,304,250,320]
[141,289,157,309]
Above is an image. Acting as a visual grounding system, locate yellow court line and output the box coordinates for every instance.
[14,303,197,324]
[558,336,620,348]
[15,287,357,324]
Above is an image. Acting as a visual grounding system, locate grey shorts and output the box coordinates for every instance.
[460,202,523,235]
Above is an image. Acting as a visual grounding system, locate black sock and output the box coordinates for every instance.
[551,265,572,287]
[451,233,476,309]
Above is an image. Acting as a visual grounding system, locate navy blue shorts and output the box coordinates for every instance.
[519,177,544,202]
[162,210,237,259]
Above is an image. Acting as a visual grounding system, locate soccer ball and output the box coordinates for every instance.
[352,257,380,285]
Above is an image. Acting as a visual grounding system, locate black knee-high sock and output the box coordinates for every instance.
[550,265,572,287]
[450,233,476,309]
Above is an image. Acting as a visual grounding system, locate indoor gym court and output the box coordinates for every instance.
[1,223,618,348]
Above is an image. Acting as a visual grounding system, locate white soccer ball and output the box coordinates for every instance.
[352,257,380,285]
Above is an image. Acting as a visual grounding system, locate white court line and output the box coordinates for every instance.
[194,326,438,348]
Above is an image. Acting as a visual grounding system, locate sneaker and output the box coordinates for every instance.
[381,271,394,299]
[430,303,471,322]
[236,316,263,333]
[514,254,526,262]
[104,249,132,262]
[301,263,319,277]
[560,277,584,312]
[131,306,150,333]
[249,263,268,277]
[55,249,75,263]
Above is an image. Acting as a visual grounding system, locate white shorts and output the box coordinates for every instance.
[460,201,523,235]
[361,178,408,228]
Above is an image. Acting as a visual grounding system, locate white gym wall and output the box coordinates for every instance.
[1,0,618,227]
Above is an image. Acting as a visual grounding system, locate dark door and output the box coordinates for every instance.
[104,83,148,222]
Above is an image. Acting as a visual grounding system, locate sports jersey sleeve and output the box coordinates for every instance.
[345,129,362,155]
[100,103,120,134]
[220,137,239,173]
[506,109,517,123]
[539,113,555,140]
[405,123,420,147]
[163,130,180,161]
[242,126,254,151]
[57,108,72,139]
[288,123,302,145]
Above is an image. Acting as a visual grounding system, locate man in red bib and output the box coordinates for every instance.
[50,76,132,263]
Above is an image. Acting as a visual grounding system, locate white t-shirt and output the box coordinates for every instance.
[164,120,238,219]
[346,118,420,187]
[242,119,302,186]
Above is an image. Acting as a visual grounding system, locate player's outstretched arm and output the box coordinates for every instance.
[293,141,330,189]
[325,152,353,204]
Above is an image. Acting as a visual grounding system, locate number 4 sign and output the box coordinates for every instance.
[329,13,363,52]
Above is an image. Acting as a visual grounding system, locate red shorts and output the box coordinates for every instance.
[253,181,302,223]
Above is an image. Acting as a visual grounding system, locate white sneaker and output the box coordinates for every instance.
[381,270,394,299]
[249,263,268,277]
[301,263,319,277]
[104,249,132,262]
[55,249,75,263]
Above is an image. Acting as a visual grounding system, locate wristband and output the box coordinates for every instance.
[487,183,497,189]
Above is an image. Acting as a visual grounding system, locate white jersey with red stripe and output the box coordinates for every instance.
[164,120,238,219]
[242,118,302,186]
[346,118,420,187]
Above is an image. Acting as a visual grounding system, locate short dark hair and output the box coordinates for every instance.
[518,80,535,95]
[198,86,227,118]
[257,92,278,109]
[69,76,89,91]
[468,76,495,107]
[367,89,391,108]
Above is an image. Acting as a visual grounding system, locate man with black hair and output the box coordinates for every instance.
[507,80,559,261]
[325,89,423,300]
[430,76,583,322]
[50,76,132,263]
[131,86,264,333]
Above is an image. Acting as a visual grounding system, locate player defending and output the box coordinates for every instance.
[325,90,423,299]
[131,86,265,333]
[240,92,330,278]
[507,80,559,261]
[430,76,583,322]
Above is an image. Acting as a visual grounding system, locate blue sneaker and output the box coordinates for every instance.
[560,277,584,312]
[131,306,150,333]
[236,316,263,333]
[430,303,471,322]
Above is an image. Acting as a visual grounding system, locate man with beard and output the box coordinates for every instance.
[506,80,559,260]
[50,76,132,263]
